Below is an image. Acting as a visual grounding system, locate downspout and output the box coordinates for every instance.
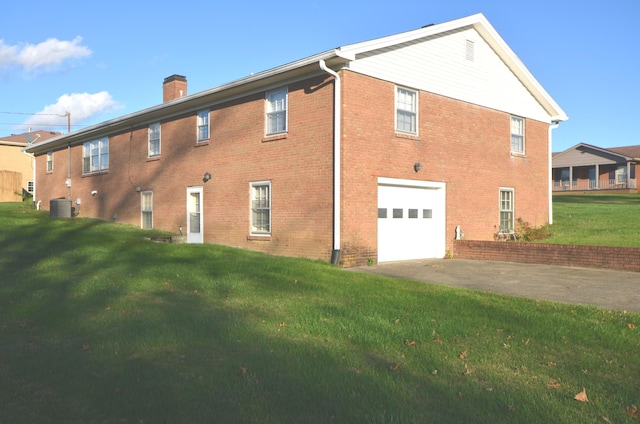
[548,121,559,225]
[67,142,72,200]
[21,148,36,203]
[319,59,341,264]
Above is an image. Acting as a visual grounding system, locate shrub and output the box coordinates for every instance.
[514,217,552,241]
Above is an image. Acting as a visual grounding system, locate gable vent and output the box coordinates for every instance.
[465,39,475,61]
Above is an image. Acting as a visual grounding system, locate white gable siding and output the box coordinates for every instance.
[346,27,551,123]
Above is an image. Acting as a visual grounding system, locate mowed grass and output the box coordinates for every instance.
[547,194,640,247]
[1,201,639,423]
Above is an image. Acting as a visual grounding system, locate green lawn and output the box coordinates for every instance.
[1,201,639,423]
[547,194,640,247]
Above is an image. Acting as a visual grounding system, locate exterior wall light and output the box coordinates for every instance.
[414,162,422,172]
[203,171,212,182]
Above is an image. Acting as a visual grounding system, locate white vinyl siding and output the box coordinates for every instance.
[395,86,418,134]
[510,116,524,154]
[251,181,271,234]
[346,27,550,123]
[265,88,287,135]
[82,137,109,174]
[141,191,153,229]
[148,122,161,157]
[197,109,209,142]
[499,188,514,233]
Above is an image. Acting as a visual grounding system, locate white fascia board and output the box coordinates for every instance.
[472,15,568,123]
[337,13,487,57]
[338,13,568,123]
[26,49,348,154]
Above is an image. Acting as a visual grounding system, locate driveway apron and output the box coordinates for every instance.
[349,259,640,312]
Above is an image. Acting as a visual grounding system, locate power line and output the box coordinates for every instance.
[0,122,85,127]
[0,111,68,117]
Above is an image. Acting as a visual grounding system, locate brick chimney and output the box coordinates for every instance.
[163,74,187,102]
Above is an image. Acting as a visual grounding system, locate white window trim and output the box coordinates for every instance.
[395,86,418,135]
[499,187,515,233]
[615,166,627,184]
[197,109,210,142]
[510,116,525,154]
[141,190,153,229]
[46,151,53,172]
[265,88,288,136]
[27,180,34,193]
[250,181,271,235]
[82,137,109,174]
[148,122,161,157]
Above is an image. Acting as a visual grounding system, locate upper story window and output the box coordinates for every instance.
[396,86,418,134]
[46,151,53,172]
[197,109,209,142]
[510,116,525,154]
[265,88,287,136]
[148,122,161,157]
[82,137,109,174]
[27,181,34,193]
[251,181,271,235]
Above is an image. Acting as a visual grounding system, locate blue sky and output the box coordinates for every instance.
[1,0,637,152]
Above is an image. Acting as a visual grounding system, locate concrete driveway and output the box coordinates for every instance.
[350,259,640,312]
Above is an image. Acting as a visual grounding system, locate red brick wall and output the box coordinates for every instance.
[339,71,551,266]
[454,240,640,272]
[34,75,336,261]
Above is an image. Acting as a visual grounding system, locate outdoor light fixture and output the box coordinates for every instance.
[203,171,212,182]
[414,162,422,172]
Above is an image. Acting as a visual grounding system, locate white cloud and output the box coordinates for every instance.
[0,36,91,71]
[23,92,122,130]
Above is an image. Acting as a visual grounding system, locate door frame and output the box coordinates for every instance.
[186,186,204,244]
[377,177,446,262]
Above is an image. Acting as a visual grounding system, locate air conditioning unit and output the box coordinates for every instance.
[49,198,72,218]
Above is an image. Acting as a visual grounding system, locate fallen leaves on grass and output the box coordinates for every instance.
[404,339,416,346]
[237,365,247,379]
[547,379,561,390]
[626,405,639,419]
[459,350,467,360]
[390,362,401,372]
[627,323,635,329]
[433,337,443,343]
[574,388,588,402]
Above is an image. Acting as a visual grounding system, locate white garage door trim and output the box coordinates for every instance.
[377,177,446,263]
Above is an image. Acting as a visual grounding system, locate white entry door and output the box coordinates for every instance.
[186,186,203,244]
[377,178,446,262]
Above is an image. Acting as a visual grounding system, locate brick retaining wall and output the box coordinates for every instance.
[453,240,640,272]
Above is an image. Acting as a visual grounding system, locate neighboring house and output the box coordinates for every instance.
[25,14,567,266]
[0,130,60,201]
[552,143,638,192]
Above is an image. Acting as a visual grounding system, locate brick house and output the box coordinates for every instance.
[25,14,567,266]
[552,143,638,192]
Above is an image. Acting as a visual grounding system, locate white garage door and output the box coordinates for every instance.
[377,178,446,262]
